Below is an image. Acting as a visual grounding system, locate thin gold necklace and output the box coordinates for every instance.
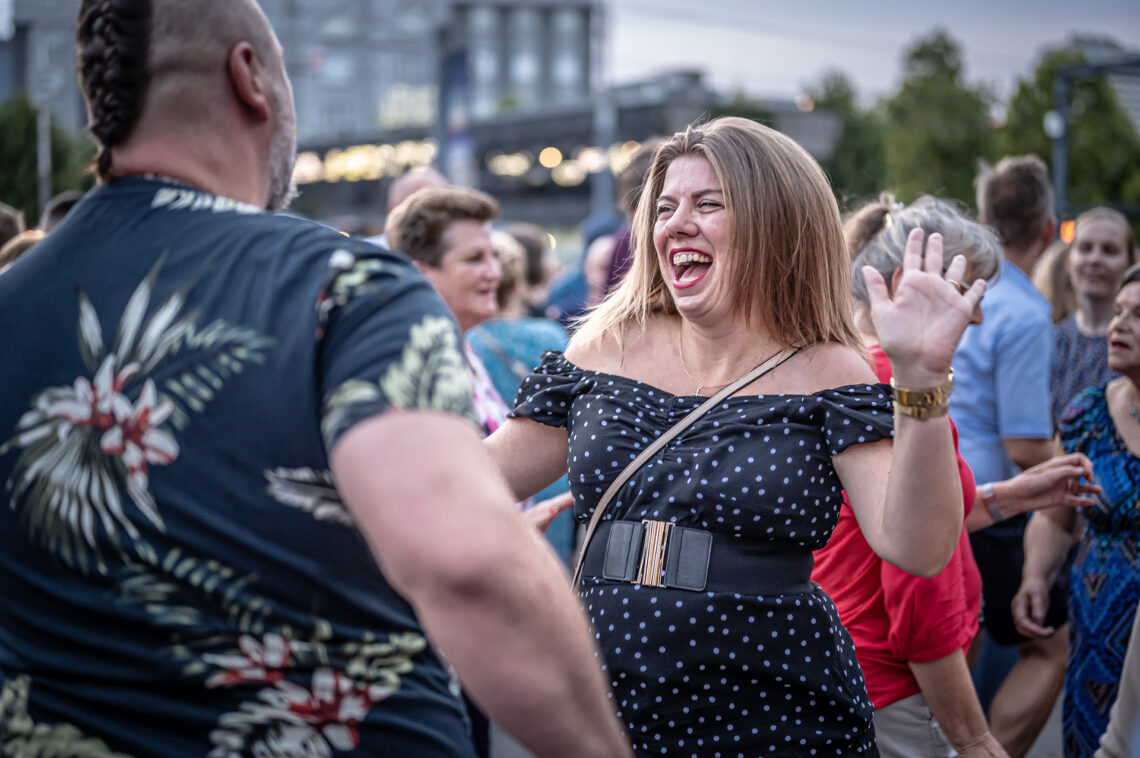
[677,329,765,395]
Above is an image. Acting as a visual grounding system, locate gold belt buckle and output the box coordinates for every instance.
[636,519,674,588]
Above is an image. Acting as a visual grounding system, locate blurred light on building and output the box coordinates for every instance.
[293,139,439,185]
[552,160,587,187]
[538,146,563,168]
[795,93,815,112]
[488,151,533,177]
[1060,219,1076,243]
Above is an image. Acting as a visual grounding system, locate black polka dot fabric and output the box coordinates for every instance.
[511,351,894,756]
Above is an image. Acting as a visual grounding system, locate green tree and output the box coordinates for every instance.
[884,29,996,206]
[711,91,775,126]
[1001,46,1140,213]
[807,71,886,211]
[0,95,94,223]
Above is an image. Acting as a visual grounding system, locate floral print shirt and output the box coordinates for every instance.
[0,177,479,757]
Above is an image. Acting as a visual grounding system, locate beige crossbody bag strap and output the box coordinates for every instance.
[571,347,799,585]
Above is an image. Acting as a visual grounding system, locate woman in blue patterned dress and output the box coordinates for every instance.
[485,117,988,756]
[1014,264,1140,756]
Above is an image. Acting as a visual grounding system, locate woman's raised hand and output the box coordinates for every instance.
[862,228,986,388]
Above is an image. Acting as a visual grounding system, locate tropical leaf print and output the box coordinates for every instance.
[264,468,352,527]
[315,250,406,331]
[114,546,271,642]
[320,315,473,447]
[203,632,428,757]
[1,256,273,572]
[157,322,275,431]
[379,316,472,414]
[0,676,134,757]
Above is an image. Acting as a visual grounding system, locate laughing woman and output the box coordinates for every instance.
[485,117,984,756]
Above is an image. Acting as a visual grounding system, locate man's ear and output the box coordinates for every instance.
[1041,215,1058,248]
[227,41,270,123]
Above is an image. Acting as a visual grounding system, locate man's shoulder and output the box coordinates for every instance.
[219,212,419,278]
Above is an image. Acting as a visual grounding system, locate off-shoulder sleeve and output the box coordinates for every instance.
[508,350,584,428]
[818,383,894,456]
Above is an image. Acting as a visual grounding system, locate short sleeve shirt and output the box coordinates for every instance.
[950,259,1054,485]
[0,178,478,756]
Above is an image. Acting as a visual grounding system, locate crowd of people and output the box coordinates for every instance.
[0,2,1137,757]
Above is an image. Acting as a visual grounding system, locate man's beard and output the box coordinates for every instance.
[267,116,299,213]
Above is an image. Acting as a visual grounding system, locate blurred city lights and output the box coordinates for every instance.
[1060,219,1076,243]
[488,151,533,177]
[292,139,438,185]
[538,146,564,168]
[552,161,588,187]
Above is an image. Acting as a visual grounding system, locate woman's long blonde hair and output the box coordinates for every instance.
[573,117,861,353]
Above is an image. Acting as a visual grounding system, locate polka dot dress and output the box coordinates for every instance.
[511,352,894,757]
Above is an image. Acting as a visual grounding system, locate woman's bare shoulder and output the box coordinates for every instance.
[566,315,670,374]
[793,342,879,392]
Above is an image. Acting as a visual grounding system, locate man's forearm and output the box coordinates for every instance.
[910,650,1008,756]
[412,520,629,758]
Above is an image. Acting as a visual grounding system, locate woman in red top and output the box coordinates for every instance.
[814,196,1100,758]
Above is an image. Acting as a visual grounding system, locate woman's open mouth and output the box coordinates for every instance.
[671,249,712,289]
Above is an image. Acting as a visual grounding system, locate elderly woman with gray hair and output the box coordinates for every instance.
[813,195,1099,758]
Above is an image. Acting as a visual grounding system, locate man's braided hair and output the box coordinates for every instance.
[77,0,152,177]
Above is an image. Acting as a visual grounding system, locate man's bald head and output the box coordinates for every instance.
[387,168,448,213]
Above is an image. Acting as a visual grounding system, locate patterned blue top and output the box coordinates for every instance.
[0,178,479,756]
[1059,386,1140,757]
[1051,315,1117,428]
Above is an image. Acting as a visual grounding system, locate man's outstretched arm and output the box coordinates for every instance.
[331,410,631,758]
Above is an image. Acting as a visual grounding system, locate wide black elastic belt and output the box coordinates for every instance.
[580,519,815,595]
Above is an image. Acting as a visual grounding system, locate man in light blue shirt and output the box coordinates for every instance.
[950,155,1062,757]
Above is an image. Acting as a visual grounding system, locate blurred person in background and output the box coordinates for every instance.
[504,221,556,316]
[0,229,45,274]
[36,190,85,233]
[364,166,448,247]
[0,1,630,755]
[600,140,663,298]
[386,187,509,442]
[817,195,1098,758]
[1014,264,1140,757]
[467,229,574,562]
[1033,239,1075,325]
[951,155,1063,757]
[543,207,623,327]
[1046,208,1136,427]
[0,202,24,249]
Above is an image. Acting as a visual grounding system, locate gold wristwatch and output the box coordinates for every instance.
[890,370,954,420]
